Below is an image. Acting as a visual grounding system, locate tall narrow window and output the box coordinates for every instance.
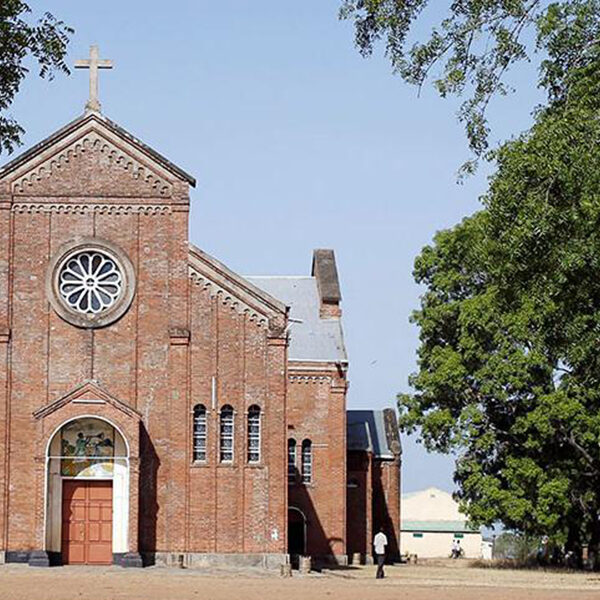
[287,439,297,483]
[301,439,312,484]
[247,405,261,463]
[219,405,234,463]
[193,404,207,462]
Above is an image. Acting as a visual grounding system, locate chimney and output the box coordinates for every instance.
[312,249,342,319]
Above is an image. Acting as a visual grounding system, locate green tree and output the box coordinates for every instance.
[400,58,600,567]
[0,1,72,154]
[340,0,600,174]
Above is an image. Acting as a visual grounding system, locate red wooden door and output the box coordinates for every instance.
[62,480,113,565]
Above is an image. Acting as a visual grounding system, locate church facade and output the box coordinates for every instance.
[0,105,400,568]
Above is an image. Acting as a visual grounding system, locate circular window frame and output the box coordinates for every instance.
[46,238,136,329]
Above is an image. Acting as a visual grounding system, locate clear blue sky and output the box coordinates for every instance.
[15,1,542,492]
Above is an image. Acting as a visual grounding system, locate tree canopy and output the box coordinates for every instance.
[399,55,600,564]
[340,0,600,173]
[0,1,72,154]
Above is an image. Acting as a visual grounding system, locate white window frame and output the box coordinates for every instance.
[219,405,234,463]
[192,404,207,462]
[247,405,261,464]
[301,439,312,484]
[287,438,297,483]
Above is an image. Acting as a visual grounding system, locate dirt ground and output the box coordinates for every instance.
[1,559,600,600]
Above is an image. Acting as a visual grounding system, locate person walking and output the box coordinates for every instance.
[373,527,388,579]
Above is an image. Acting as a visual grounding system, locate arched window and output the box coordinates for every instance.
[247,405,261,463]
[219,405,234,463]
[287,439,297,483]
[193,404,207,462]
[301,439,312,484]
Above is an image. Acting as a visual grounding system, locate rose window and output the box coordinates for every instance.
[58,251,123,314]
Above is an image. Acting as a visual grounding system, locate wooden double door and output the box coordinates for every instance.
[61,480,113,565]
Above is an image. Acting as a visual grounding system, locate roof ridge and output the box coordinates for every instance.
[245,275,314,280]
[0,111,196,186]
[188,243,288,317]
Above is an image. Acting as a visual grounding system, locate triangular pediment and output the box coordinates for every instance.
[33,380,142,421]
[188,243,288,334]
[0,112,195,198]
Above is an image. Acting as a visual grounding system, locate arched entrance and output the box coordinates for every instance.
[45,416,129,565]
[288,507,307,561]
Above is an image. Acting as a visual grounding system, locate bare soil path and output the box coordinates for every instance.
[1,560,600,600]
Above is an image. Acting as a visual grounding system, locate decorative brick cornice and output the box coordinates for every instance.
[11,131,173,197]
[11,203,172,215]
[169,327,190,345]
[189,270,269,327]
[289,375,332,384]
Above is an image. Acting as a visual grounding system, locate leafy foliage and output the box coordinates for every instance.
[0,1,72,154]
[340,0,600,174]
[399,57,600,564]
[493,532,542,563]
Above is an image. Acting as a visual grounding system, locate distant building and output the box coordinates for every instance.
[400,487,482,558]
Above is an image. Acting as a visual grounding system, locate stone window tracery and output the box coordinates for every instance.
[47,238,136,329]
[59,250,123,314]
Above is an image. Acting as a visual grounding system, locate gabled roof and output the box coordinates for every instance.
[0,111,196,186]
[245,276,347,362]
[188,244,287,330]
[401,487,477,529]
[347,419,373,452]
[347,409,402,459]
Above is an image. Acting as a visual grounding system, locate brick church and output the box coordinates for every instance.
[0,48,401,568]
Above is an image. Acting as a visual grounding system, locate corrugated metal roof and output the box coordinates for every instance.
[401,520,480,533]
[245,276,347,362]
[347,410,394,459]
[347,420,372,452]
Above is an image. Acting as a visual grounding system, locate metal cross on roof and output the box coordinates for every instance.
[74,45,113,113]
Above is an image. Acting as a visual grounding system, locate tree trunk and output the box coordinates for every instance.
[565,525,583,570]
[587,513,600,571]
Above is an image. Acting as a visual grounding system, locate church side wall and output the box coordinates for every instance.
[186,280,287,556]
[287,363,347,563]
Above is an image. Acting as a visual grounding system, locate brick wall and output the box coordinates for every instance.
[0,116,287,559]
[346,450,372,559]
[372,458,401,560]
[286,363,347,560]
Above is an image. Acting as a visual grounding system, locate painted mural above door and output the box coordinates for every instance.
[60,418,115,478]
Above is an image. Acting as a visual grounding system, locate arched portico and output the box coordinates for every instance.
[29,380,143,567]
[45,415,130,565]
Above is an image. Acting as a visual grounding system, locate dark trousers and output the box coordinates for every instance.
[375,553,385,579]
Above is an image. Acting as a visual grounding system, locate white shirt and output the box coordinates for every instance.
[373,532,388,555]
